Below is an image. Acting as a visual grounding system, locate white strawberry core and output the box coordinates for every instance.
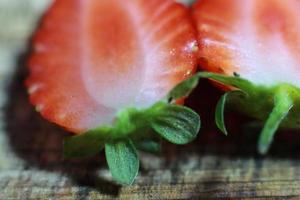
[80,0,196,110]
[211,0,300,87]
[233,28,300,86]
[232,1,300,86]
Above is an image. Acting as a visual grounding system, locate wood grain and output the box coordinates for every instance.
[1,0,300,199]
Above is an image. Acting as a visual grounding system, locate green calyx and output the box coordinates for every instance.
[187,72,299,155]
[63,71,299,184]
[63,80,201,185]
[257,88,293,154]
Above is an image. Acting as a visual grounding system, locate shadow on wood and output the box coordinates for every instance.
[3,46,120,196]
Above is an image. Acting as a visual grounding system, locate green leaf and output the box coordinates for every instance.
[215,92,230,135]
[134,139,161,153]
[197,72,254,92]
[167,74,200,101]
[130,124,162,153]
[63,127,110,158]
[215,91,246,135]
[258,88,293,155]
[105,139,139,185]
[151,104,200,145]
[167,71,253,103]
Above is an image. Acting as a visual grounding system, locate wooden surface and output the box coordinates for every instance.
[1,1,300,199]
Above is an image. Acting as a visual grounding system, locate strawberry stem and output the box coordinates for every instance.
[258,88,293,154]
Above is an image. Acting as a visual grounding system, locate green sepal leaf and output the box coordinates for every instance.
[215,90,247,135]
[129,126,161,153]
[63,127,110,158]
[134,139,161,154]
[167,71,254,102]
[258,88,293,155]
[105,139,139,185]
[197,72,254,93]
[215,92,230,135]
[167,75,200,101]
[151,104,200,145]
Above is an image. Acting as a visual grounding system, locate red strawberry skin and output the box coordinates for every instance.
[192,0,300,87]
[27,0,198,133]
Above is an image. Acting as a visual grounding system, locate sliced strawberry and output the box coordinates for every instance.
[192,0,300,154]
[192,0,300,87]
[27,0,198,133]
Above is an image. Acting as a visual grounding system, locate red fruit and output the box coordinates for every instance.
[27,0,198,133]
[192,0,300,154]
[192,0,300,86]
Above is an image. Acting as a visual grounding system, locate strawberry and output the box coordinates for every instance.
[26,0,199,184]
[189,0,300,154]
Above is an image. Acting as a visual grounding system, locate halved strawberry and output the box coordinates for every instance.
[191,0,300,154]
[26,0,199,184]
[27,0,198,133]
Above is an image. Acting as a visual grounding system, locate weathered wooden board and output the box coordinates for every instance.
[1,1,300,199]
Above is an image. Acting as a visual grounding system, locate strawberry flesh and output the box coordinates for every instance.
[27,0,198,133]
[192,0,300,87]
